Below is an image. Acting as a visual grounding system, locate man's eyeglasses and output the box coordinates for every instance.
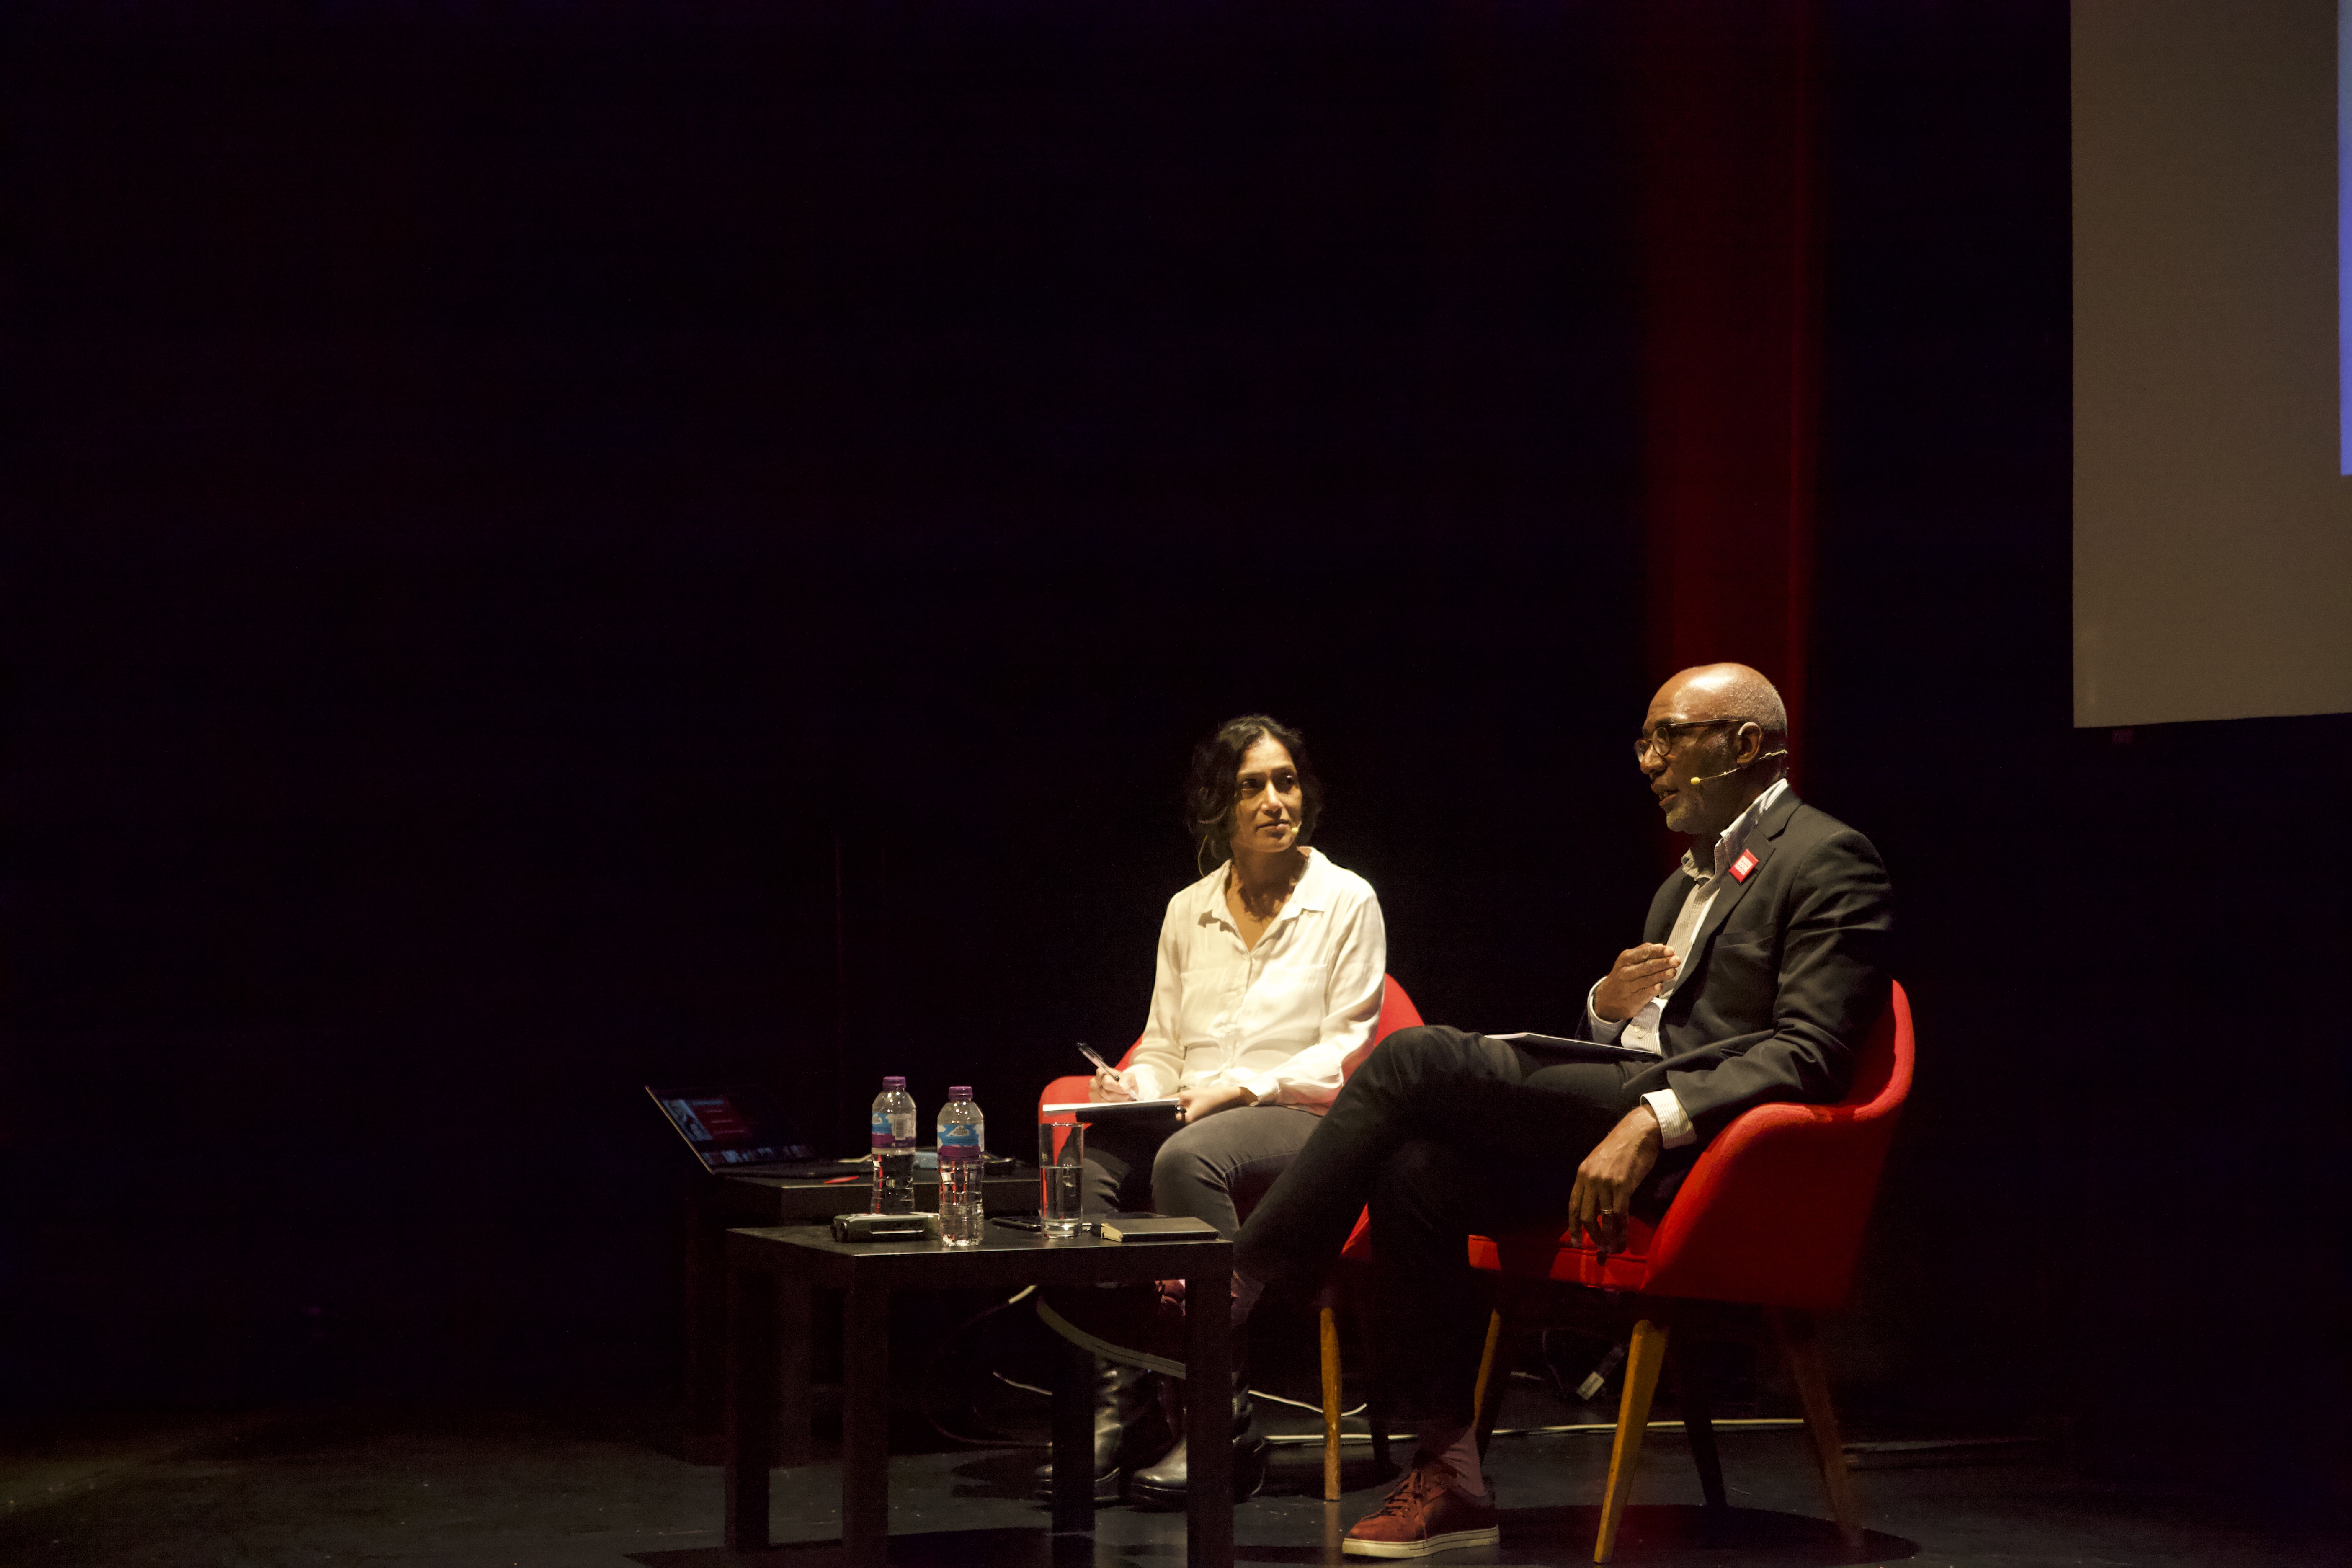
[1632,719,1742,764]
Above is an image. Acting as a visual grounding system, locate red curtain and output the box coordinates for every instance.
[1635,0,1823,776]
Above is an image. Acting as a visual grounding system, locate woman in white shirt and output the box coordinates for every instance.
[1085,716,1387,1225]
[1051,713,1387,1507]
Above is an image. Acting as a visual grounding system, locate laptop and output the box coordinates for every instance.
[645,1083,873,1180]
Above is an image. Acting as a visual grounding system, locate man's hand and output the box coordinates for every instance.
[1174,1083,1255,1123]
[1088,1068,1137,1104]
[1568,1105,1665,1259]
[1594,943,1680,1022]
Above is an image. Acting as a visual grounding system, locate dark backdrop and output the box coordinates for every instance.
[2,0,2340,1518]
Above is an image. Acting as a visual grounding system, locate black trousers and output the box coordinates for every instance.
[1233,1025,1644,1425]
[1081,1103,1323,1240]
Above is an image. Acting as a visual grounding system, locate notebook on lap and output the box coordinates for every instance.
[1483,1032,1663,1063]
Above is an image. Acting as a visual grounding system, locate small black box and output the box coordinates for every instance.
[830,1212,941,1243]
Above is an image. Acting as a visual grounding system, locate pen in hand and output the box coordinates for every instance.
[1077,1042,1137,1100]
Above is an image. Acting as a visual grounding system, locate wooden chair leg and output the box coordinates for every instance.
[1666,1333,1726,1512]
[1340,1266,1391,1470]
[1594,1317,1670,1565]
[1469,1309,1505,1456]
[1768,1308,1862,1548]
[1319,1305,1344,1501]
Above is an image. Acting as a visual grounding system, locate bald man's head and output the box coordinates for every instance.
[1639,663,1790,836]
[1664,663,1788,747]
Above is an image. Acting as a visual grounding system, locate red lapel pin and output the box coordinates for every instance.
[1729,849,1759,883]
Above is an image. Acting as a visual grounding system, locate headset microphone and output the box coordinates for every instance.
[1686,749,1790,788]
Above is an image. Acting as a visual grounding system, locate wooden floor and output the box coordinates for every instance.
[1,1394,2336,1568]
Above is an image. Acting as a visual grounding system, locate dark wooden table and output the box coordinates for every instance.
[679,1167,1037,1462]
[725,1220,1234,1568]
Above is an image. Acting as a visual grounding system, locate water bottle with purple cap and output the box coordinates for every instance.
[937,1086,986,1246]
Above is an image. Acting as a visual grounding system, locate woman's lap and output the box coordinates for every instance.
[1081,1103,1323,1237]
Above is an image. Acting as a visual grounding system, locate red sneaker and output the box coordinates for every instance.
[1342,1459,1501,1558]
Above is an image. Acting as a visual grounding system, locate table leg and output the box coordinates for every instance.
[1050,1332,1097,1532]
[682,1187,727,1463]
[724,1264,777,1551]
[777,1272,814,1469]
[841,1279,892,1566]
[1184,1256,1235,1568]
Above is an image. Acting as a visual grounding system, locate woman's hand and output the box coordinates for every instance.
[1089,1067,1137,1104]
[1174,1083,1256,1123]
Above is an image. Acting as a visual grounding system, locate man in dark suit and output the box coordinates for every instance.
[1231,663,1892,1560]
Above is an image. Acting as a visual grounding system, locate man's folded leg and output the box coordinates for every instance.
[1254,1128,1513,1559]
[1236,1026,1472,1304]
[1237,1027,1636,1315]
[1364,1061,1637,1422]
[1332,1052,1640,1556]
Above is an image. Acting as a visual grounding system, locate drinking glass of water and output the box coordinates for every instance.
[1038,1120,1086,1238]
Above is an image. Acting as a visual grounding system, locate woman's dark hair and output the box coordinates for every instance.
[1185,713,1324,871]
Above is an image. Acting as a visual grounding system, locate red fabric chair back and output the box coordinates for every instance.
[1333,976,1424,1261]
[1343,975,1425,1079]
[1466,980,1914,1311]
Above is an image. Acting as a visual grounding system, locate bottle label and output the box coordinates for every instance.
[872,1111,916,1149]
[939,1123,983,1164]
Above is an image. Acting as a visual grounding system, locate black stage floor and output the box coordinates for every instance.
[3,1391,2335,1568]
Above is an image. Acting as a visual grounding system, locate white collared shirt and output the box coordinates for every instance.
[1586,778,1791,1149]
[1126,847,1388,1110]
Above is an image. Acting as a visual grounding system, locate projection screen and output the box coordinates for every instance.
[2072,0,2352,727]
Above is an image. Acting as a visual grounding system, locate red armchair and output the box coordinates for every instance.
[1036,974,1425,1501]
[1465,980,1914,1562]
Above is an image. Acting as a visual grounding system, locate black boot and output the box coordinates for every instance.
[1126,1331,1266,1509]
[1032,1357,1164,1503]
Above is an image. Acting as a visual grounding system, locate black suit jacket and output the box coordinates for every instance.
[1603,790,1893,1203]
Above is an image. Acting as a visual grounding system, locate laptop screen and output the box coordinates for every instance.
[645,1083,818,1169]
